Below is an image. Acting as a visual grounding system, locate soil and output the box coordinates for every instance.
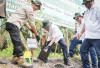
[0,57,82,68]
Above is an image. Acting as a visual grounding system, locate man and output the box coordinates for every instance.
[69,13,97,67]
[41,19,70,66]
[78,0,100,68]
[6,0,42,67]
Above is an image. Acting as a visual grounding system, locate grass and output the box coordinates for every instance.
[31,49,63,58]
[0,43,63,58]
[0,43,13,57]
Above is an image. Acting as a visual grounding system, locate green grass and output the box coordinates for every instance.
[0,43,13,57]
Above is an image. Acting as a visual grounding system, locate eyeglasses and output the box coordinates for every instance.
[75,17,79,20]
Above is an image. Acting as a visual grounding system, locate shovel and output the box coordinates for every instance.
[37,49,50,62]
[20,32,32,63]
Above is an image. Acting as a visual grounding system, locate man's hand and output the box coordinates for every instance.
[43,46,51,52]
[77,33,82,40]
[36,35,40,42]
[71,36,75,40]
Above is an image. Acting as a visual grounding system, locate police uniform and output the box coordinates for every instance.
[6,5,36,57]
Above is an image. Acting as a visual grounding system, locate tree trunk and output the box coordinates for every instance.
[65,28,69,53]
[0,19,1,37]
[54,43,58,57]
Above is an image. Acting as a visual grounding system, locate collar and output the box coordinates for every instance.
[49,25,52,31]
[87,4,95,11]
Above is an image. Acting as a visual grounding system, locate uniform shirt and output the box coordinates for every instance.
[77,20,85,41]
[7,5,35,29]
[84,5,100,39]
[42,24,64,43]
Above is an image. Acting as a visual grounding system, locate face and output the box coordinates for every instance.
[45,26,50,31]
[32,4,40,11]
[75,16,82,23]
[84,1,93,9]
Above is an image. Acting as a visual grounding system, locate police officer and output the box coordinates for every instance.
[6,0,42,67]
[78,0,100,68]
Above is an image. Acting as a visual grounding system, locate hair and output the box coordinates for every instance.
[31,1,35,4]
[90,0,94,2]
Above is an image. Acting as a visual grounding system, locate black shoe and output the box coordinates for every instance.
[0,60,7,64]
[64,61,71,66]
[44,59,48,63]
[69,53,73,57]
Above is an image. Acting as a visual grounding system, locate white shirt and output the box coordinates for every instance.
[84,5,100,39]
[77,20,85,41]
[42,24,64,43]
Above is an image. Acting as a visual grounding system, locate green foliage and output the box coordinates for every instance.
[0,43,13,57]
[1,18,7,33]
[49,52,63,58]
[21,26,31,39]
[68,28,74,41]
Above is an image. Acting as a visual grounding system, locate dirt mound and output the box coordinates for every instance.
[0,58,82,68]
[55,64,65,68]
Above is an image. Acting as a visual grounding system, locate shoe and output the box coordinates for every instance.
[0,60,7,64]
[44,59,48,63]
[64,61,71,66]
[11,57,18,64]
[69,53,73,57]
[17,58,33,68]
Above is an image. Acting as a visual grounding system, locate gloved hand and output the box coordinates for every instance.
[36,35,40,42]
[30,29,34,33]
[43,46,51,52]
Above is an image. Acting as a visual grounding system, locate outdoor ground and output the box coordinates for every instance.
[0,57,82,68]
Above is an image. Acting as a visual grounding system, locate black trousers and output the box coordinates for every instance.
[6,22,23,57]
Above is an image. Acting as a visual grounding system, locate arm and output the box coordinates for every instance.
[24,24,31,30]
[25,6,38,36]
[48,37,56,47]
[71,34,78,40]
[42,35,46,46]
[31,25,38,36]
[43,37,56,52]
[80,24,85,34]
[77,24,85,39]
